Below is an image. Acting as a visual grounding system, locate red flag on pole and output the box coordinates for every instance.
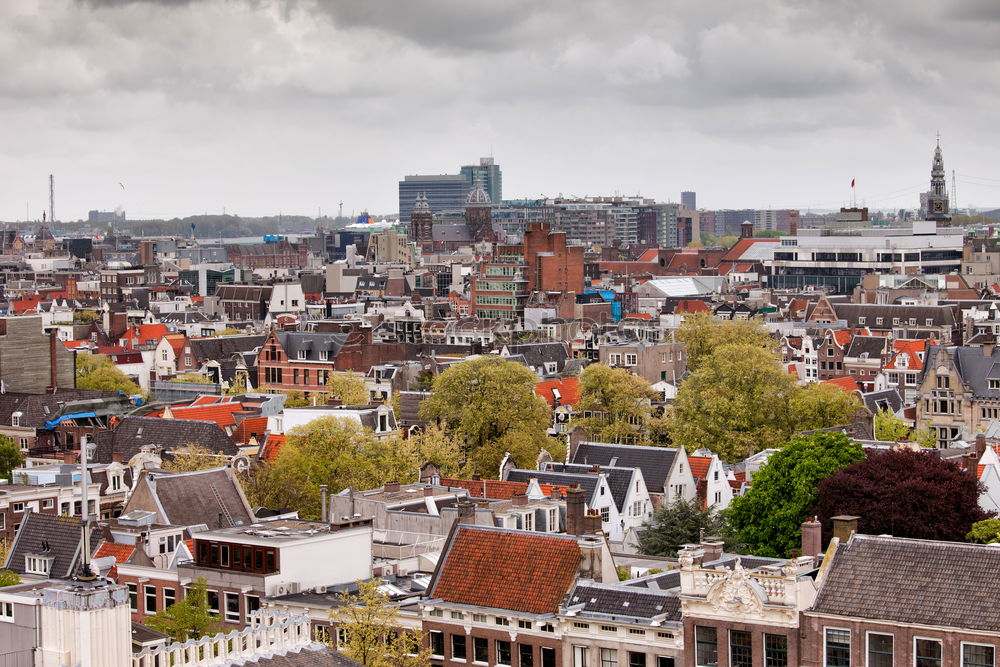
[851,178,855,188]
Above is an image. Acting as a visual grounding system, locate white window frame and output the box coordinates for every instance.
[0,601,13,622]
[824,627,851,667]
[144,586,157,615]
[163,587,176,608]
[224,591,240,623]
[865,630,894,667]
[914,636,943,667]
[297,350,307,360]
[960,641,996,667]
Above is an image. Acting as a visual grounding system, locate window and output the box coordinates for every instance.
[523,512,534,531]
[695,626,717,667]
[497,640,512,666]
[574,646,590,667]
[630,629,646,637]
[542,647,557,667]
[876,317,884,326]
[319,350,329,361]
[600,625,617,634]
[12,502,24,513]
[495,616,510,626]
[450,611,465,620]
[429,632,444,657]
[915,638,942,667]
[297,350,307,360]
[629,653,647,667]
[519,644,534,667]
[144,586,157,614]
[0,601,13,622]
[25,556,52,576]
[600,507,610,523]
[127,583,138,612]
[963,644,995,667]
[825,629,850,667]
[163,588,176,608]
[473,613,487,623]
[574,622,591,630]
[730,630,752,667]
[859,317,866,325]
[765,634,788,667]
[225,592,240,623]
[451,635,467,661]
[867,633,893,667]
[206,590,220,615]
[656,660,675,667]
[473,636,489,663]
[42,499,54,510]
[540,623,554,633]
[548,508,558,532]
[601,649,619,667]
[245,595,260,623]
[429,608,443,618]
[625,354,637,366]
[518,620,532,629]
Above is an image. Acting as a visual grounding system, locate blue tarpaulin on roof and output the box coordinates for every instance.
[584,289,622,321]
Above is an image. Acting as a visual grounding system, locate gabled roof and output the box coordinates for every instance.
[259,433,286,462]
[232,416,269,445]
[688,456,711,481]
[439,477,570,501]
[95,541,136,564]
[821,376,862,394]
[430,525,583,615]
[886,339,930,371]
[568,583,681,621]
[0,389,123,428]
[94,416,239,463]
[572,442,677,491]
[844,335,886,359]
[862,389,903,416]
[189,334,267,363]
[3,511,101,579]
[543,462,637,512]
[127,466,253,529]
[535,378,581,408]
[811,534,1000,632]
[160,403,249,430]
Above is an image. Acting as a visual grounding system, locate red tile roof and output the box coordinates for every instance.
[534,378,581,408]
[688,456,711,481]
[625,313,652,320]
[95,542,136,564]
[164,334,187,355]
[163,403,247,429]
[232,416,269,444]
[833,330,853,347]
[259,434,286,462]
[440,477,570,501]
[676,300,710,314]
[821,376,862,393]
[637,249,660,263]
[721,237,780,262]
[432,526,582,614]
[887,339,930,371]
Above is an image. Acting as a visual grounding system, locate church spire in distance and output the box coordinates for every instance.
[922,133,951,224]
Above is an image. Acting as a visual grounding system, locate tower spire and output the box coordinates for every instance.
[922,135,951,224]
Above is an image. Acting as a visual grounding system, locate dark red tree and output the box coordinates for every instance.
[815,448,991,542]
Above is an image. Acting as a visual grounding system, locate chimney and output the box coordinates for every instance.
[320,485,329,523]
[565,484,586,536]
[111,451,124,464]
[383,481,400,493]
[550,487,563,501]
[976,432,988,462]
[63,452,76,465]
[511,493,528,506]
[583,509,602,535]
[700,537,724,563]
[741,221,754,239]
[588,464,601,475]
[832,515,859,543]
[801,517,822,557]
[456,500,475,524]
[578,537,605,582]
[423,486,435,497]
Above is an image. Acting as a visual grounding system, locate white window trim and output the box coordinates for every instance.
[913,635,944,667]
[865,630,894,667]
[824,627,851,667]
[960,641,996,667]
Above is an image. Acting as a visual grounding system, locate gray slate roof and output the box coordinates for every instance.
[93,416,239,464]
[3,510,101,579]
[142,467,252,529]
[573,442,677,491]
[543,462,637,512]
[862,388,903,416]
[951,345,1000,399]
[844,335,887,359]
[0,389,122,428]
[569,583,681,621]
[811,534,1000,632]
[505,469,600,504]
[276,331,349,362]
[831,303,957,328]
[190,334,267,364]
[246,646,363,666]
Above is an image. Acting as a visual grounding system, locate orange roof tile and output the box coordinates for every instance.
[259,434,286,462]
[833,330,853,347]
[721,237,780,262]
[676,300,710,314]
[95,542,136,564]
[534,378,581,408]
[821,376,861,393]
[432,525,582,614]
[638,249,660,263]
[625,313,652,320]
[164,334,187,355]
[166,403,246,429]
[232,417,268,444]
[440,477,571,501]
[688,456,712,481]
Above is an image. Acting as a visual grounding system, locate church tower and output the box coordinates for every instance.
[410,193,434,252]
[464,185,494,243]
[921,136,951,224]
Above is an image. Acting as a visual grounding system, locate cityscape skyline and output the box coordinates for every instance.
[2,1,999,221]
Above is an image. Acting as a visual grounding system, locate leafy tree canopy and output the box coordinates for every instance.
[0,435,25,481]
[727,432,865,557]
[816,448,990,542]
[789,383,861,432]
[327,371,370,406]
[334,579,431,667]
[968,518,1000,544]
[638,498,732,557]
[171,372,212,384]
[162,445,227,472]
[145,577,220,642]
[76,353,144,398]
[874,408,935,447]
[574,364,657,443]
[675,311,776,372]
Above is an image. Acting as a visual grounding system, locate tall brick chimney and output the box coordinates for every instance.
[801,516,822,557]
[741,221,754,239]
[832,515,859,543]
[566,484,586,536]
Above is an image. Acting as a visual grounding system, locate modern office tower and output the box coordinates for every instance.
[398,174,470,223]
[460,157,502,205]
[681,191,696,210]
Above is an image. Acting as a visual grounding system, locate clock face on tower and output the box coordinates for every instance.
[933,201,944,213]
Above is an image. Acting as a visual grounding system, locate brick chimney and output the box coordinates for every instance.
[801,516,822,557]
[111,451,124,464]
[700,537,724,563]
[741,221,754,239]
[832,515,859,543]
[63,452,76,465]
[511,493,528,506]
[383,481,400,493]
[456,500,475,524]
[583,509,602,535]
[565,484,586,536]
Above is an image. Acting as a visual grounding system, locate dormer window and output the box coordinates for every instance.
[25,555,53,576]
[11,412,21,428]
[319,350,329,361]
[297,350,307,360]
[896,354,909,369]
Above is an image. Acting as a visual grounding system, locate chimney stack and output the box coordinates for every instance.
[583,509,602,535]
[700,537,724,563]
[801,517,822,557]
[578,537,606,582]
[63,452,76,465]
[456,500,475,524]
[383,481,400,493]
[111,451,124,464]
[832,515,860,543]
[320,485,329,523]
[511,493,528,506]
[566,484,586,536]
[741,221,754,239]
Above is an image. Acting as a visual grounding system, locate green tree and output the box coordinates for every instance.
[573,364,657,443]
[215,328,242,336]
[672,344,798,461]
[334,579,431,667]
[675,312,776,371]
[171,372,211,384]
[327,371,370,405]
[76,353,145,397]
[281,390,313,408]
[267,418,415,518]
[874,408,936,447]
[392,424,468,477]
[162,445,226,472]
[419,357,554,476]
[968,518,1000,544]
[0,539,17,587]
[145,577,221,642]
[789,383,862,431]
[727,432,865,557]
[226,373,249,396]
[0,435,24,481]
[638,498,731,557]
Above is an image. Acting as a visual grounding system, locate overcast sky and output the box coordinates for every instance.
[3,0,999,221]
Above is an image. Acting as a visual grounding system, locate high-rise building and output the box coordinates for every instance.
[681,191,697,210]
[398,174,470,223]
[921,138,951,224]
[460,157,502,205]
